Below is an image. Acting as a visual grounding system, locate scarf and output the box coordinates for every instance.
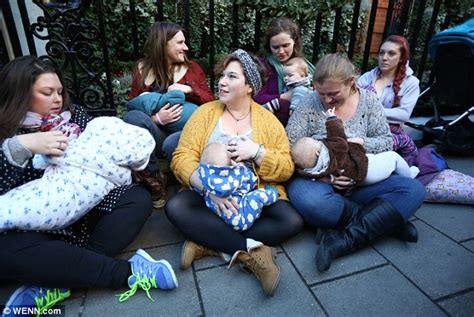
[267,55,315,94]
[20,111,81,138]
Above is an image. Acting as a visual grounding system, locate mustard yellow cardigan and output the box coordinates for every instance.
[171,100,294,200]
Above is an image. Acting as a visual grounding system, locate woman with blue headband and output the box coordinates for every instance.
[165,49,303,296]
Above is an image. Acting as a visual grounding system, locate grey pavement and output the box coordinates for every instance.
[1,154,473,317]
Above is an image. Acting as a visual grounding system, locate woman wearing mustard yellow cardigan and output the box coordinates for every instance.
[165,49,303,296]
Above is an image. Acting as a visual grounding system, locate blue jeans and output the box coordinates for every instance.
[287,175,426,229]
[123,110,180,171]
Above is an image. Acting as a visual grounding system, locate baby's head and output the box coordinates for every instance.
[283,57,308,84]
[201,142,231,166]
[291,137,322,169]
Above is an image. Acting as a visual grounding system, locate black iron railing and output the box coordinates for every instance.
[0,0,464,115]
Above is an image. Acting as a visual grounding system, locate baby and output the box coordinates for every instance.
[196,142,278,232]
[126,90,198,133]
[0,117,155,232]
[291,108,419,188]
[283,57,313,114]
[262,57,312,115]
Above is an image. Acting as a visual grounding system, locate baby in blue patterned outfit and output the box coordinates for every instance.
[0,116,155,232]
[197,142,278,232]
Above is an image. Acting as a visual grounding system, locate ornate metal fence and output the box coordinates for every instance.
[0,0,460,115]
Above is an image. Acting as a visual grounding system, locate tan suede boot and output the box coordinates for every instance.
[180,240,221,270]
[228,239,281,296]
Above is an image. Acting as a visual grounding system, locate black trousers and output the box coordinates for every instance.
[0,186,152,290]
[165,190,304,255]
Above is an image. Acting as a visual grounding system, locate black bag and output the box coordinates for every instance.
[422,115,474,154]
[440,116,474,154]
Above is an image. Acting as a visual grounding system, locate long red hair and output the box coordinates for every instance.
[381,35,410,107]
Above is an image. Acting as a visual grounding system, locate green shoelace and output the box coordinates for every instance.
[118,274,158,302]
[34,288,70,317]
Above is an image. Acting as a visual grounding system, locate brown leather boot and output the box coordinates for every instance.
[229,239,281,296]
[180,240,221,270]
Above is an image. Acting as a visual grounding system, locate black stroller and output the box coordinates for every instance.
[406,18,474,154]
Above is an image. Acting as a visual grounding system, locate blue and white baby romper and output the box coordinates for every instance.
[198,163,278,231]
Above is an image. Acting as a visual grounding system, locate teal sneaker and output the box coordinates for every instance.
[118,249,178,302]
[2,286,70,317]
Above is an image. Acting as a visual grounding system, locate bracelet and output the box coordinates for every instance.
[154,112,163,125]
[252,144,264,161]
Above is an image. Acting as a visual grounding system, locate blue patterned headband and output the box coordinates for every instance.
[231,49,262,95]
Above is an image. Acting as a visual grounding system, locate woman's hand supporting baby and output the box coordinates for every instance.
[153,103,183,125]
[209,194,239,219]
[189,169,239,219]
[17,131,69,156]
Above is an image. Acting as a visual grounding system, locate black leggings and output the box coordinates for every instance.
[165,190,304,255]
[0,185,152,289]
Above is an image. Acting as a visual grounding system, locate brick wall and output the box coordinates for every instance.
[370,0,389,54]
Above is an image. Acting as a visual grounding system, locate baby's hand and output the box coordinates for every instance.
[326,107,336,117]
[347,137,364,145]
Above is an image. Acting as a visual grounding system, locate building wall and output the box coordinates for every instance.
[370,0,389,54]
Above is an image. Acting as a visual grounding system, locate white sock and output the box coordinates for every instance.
[409,166,420,178]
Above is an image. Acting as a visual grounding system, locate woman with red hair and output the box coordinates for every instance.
[358,35,420,165]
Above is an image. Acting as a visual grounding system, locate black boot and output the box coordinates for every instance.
[316,198,361,245]
[391,221,418,242]
[316,199,405,272]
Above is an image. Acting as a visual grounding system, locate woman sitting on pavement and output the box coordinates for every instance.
[286,53,426,272]
[165,49,304,296]
[253,16,314,126]
[358,35,474,205]
[358,35,420,165]
[0,56,177,314]
[124,21,215,207]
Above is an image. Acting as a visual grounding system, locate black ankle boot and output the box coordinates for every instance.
[316,198,361,245]
[316,199,405,272]
[391,221,418,242]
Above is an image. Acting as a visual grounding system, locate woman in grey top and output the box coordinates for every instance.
[286,53,425,272]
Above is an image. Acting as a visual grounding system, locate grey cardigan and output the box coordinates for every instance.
[286,89,392,154]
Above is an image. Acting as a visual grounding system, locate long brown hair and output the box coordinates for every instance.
[138,21,189,92]
[380,35,410,107]
[264,17,303,58]
[0,56,71,140]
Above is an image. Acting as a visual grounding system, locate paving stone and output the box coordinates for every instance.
[123,209,184,252]
[461,239,474,252]
[415,203,474,242]
[445,156,474,176]
[62,297,83,317]
[282,228,386,284]
[374,220,474,300]
[313,265,445,316]
[438,291,474,317]
[193,254,228,270]
[82,245,201,317]
[197,253,324,316]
